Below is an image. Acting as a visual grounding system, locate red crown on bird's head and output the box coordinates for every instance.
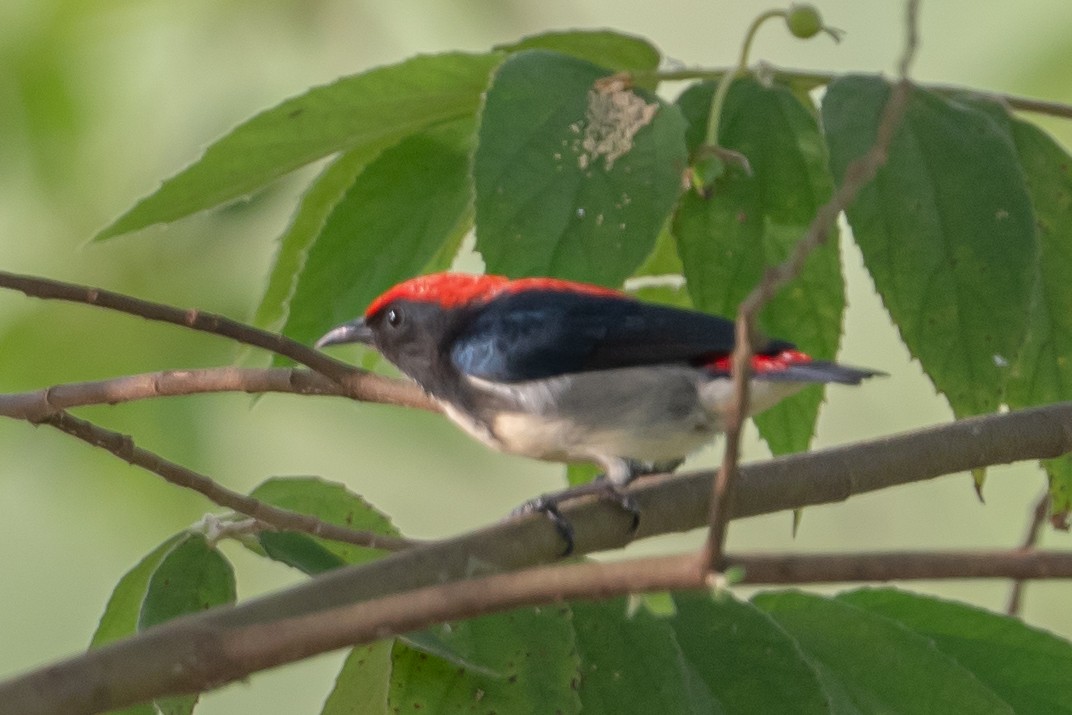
[365,272,625,317]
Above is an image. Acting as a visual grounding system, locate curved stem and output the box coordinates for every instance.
[703,9,785,148]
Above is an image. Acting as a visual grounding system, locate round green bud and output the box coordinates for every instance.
[786,3,823,39]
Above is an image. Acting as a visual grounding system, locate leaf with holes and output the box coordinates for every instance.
[475,50,687,287]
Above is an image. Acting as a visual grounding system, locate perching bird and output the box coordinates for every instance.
[317,272,880,544]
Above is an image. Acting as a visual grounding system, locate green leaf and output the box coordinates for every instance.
[321,643,393,715]
[96,52,500,240]
[634,225,685,277]
[840,588,1072,714]
[823,76,1037,417]
[1043,457,1072,525]
[90,533,187,649]
[253,142,394,335]
[496,30,661,75]
[755,591,1013,714]
[388,606,580,713]
[571,599,710,713]
[136,534,236,715]
[399,631,504,679]
[978,107,1072,515]
[674,79,844,454]
[249,476,399,574]
[258,531,349,575]
[138,533,236,630]
[90,533,205,715]
[474,50,687,287]
[279,118,476,352]
[670,592,828,713]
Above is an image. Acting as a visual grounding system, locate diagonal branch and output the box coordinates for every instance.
[702,0,921,570]
[38,409,417,551]
[1006,489,1051,614]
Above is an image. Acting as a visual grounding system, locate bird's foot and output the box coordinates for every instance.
[511,479,640,557]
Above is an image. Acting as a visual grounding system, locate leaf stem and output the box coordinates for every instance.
[703,9,784,149]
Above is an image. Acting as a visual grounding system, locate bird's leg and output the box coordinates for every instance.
[511,460,681,556]
[511,477,634,557]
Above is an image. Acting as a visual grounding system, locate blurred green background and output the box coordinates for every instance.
[2,1,1071,712]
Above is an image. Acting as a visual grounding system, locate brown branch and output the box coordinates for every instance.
[702,0,921,570]
[183,549,1072,679]
[730,549,1072,584]
[1006,490,1051,614]
[0,270,341,373]
[7,545,1072,714]
[983,91,1072,120]
[37,410,417,552]
[0,274,434,551]
[3,403,1072,712]
[0,269,434,411]
[59,403,1072,629]
[32,401,1072,629]
[637,70,1072,121]
[702,317,752,566]
[1,555,706,715]
[0,366,435,421]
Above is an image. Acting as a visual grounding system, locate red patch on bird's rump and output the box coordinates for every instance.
[365,272,625,317]
[707,349,813,374]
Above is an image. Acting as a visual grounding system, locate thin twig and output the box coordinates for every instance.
[39,410,418,551]
[0,366,435,421]
[633,69,1072,120]
[1006,490,1051,614]
[0,270,347,375]
[702,0,922,572]
[730,549,1072,583]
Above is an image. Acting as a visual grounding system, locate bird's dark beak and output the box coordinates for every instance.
[315,318,374,349]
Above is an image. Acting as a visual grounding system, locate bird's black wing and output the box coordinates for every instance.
[450,289,790,382]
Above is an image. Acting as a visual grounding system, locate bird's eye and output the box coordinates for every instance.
[386,307,405,328]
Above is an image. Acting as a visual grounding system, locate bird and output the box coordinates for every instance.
[316,271,880,550]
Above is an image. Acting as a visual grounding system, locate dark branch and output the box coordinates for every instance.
[1006,490,1051,614]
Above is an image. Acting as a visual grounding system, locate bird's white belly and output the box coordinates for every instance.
[442,386,711,464]
[488,409,713,464]
[440,366,807,476]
